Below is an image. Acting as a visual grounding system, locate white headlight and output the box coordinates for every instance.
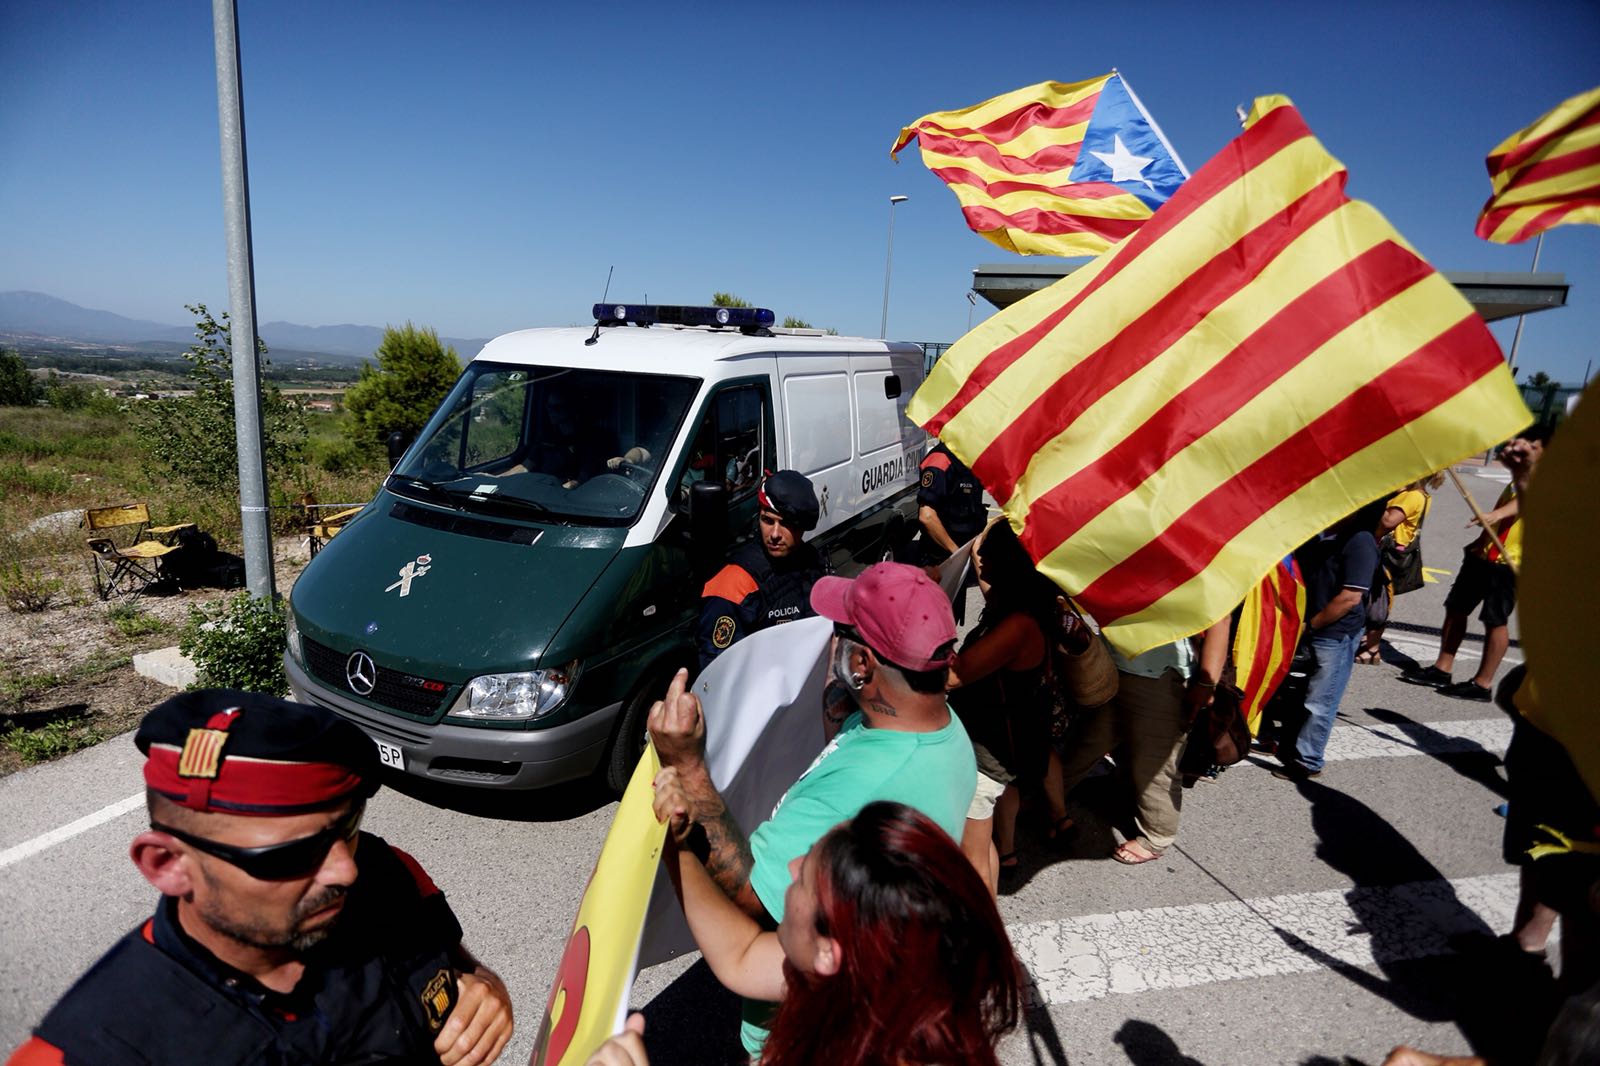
[284,602,303,665]
[447,661,581,721]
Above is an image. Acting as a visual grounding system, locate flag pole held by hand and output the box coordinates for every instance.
[1446,468,1518,574]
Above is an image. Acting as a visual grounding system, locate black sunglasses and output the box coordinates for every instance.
[832,622,864,645]
[153,802,364,881]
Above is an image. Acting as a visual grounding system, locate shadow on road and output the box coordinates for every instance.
[1002,770,1121,894]
[1274,776,1551,1064]
[1363,706,1508,799]
[1113,1018,1203,1065]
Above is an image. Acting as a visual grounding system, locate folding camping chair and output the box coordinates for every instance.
[83,503,193,599]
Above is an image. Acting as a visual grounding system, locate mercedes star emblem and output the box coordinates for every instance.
[346,650,377,696]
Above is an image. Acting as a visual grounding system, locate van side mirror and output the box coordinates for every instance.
[385,429,415,469]
[688,481,729,578]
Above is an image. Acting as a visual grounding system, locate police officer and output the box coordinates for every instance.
[916,442,987,566]
[697,470,827,669]
[9,690,514,1066]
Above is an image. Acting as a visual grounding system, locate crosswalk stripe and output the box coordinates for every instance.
[1316,717,1510,762]
[1012,872,1517,1005]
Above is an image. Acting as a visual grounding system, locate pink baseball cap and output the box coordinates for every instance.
[810,562,957,671]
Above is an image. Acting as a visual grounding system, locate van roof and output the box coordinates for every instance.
[471,326,924,375]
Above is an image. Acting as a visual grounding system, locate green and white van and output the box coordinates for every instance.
[285,305,930,791]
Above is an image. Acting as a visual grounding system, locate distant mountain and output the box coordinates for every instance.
[0,291,491,361]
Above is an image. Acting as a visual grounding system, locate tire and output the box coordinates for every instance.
[602,664,684,794]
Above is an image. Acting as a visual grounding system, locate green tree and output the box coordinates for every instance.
[1525,370,1554,388]
[133,304,307,492]
[781,316,812,329]
[0,350,37,406]
[711,292,752,308]
[341,323,461,454]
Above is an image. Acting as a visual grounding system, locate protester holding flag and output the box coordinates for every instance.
[1400,426,1549,701]
[633,798,1020,1066]
[646,562,977,1058]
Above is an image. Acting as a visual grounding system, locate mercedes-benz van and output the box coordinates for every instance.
[284,304,930,791]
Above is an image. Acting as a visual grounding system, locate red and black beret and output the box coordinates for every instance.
[137,689,380,816]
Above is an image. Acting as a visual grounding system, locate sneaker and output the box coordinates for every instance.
[1438,680,1492,702]
[1271,759,1323,781]
[1399,665,1451,687]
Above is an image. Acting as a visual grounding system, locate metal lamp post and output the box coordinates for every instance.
[880,195,908,338]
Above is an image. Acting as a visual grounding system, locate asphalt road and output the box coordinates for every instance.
[0,462,1537,1066]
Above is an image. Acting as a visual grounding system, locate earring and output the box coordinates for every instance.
[849,672,866,690]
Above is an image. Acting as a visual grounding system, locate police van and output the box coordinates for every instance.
[284,304,931,791]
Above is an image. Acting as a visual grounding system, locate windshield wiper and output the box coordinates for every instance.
[386,473,461,511]
[447,490,554,520]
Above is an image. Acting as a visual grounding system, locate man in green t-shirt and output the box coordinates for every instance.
[647,562,978,1057]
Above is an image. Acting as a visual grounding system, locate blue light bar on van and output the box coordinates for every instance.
[592,304,776,330]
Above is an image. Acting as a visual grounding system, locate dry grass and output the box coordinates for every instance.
[0,405,386,774]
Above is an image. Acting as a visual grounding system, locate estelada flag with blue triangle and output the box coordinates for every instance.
[892,72,1189,257]
[910,96,1532,656]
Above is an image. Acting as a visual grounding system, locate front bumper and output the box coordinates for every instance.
[285,653,619,789]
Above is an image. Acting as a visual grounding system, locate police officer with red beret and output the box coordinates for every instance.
[696,470,829,669]
[7,690,514,1066]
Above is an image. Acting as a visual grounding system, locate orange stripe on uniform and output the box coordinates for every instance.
[702,564,758,603]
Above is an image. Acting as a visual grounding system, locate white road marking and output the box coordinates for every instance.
[0,791,144,871]
[1383,634,1522,668]
[1319,718,1511,762]
[1013,872,1517,1005]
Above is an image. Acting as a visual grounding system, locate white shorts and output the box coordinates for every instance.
[966,766,1009,821]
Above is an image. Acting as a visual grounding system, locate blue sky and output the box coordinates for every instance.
[2,1,1596,383]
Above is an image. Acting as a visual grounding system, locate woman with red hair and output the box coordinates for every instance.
[589,797,1022,1066]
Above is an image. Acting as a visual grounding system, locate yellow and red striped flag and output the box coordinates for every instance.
[891,73,1188,257]
[1232,556,1306,736]
[1476,85,1600,244]
[909,96,1532,656]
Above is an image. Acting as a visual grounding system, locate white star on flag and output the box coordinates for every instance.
[1090,134,1155,189]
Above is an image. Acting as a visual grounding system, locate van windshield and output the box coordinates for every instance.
[391,362,699,525]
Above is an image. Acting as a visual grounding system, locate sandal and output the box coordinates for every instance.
[1354,649,1380,665]
[997,850,1020,885]
[1045,815,1075,844]
[1112,839,1163,865]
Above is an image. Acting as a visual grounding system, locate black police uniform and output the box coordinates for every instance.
[916,444,987,565]
[697,538,828,668]
[29,833,463,1066]
[696,470,826,669]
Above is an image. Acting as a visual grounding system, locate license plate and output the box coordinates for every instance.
[375,739,405,770]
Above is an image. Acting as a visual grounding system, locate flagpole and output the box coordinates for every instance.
[1504,232,1544,379]
[1446,468,1518,575]
[1117,70,1190,177]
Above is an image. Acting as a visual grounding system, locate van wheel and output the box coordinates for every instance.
[603,668,678,794]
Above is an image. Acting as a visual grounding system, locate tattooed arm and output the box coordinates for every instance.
[653,765,770,922]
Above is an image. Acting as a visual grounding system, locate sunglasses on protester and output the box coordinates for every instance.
[151,802,364,881]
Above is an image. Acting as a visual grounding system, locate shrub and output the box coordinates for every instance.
[0,461,72,501]
[107,602,167,637]
[3,717,105,763]
[0,554,62,612]
[179,591,288,695]
[133,304,307,493]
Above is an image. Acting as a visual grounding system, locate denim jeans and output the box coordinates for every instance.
[1294,630,1362,772]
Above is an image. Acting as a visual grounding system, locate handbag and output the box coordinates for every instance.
[1178,683,1252,782]
[1383,535,1425,595]
[1042,601,1118,741]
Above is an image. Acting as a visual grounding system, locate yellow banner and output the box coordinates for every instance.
[531,743,665,1065]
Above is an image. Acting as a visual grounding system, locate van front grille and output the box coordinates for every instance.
[302,638,452,717]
